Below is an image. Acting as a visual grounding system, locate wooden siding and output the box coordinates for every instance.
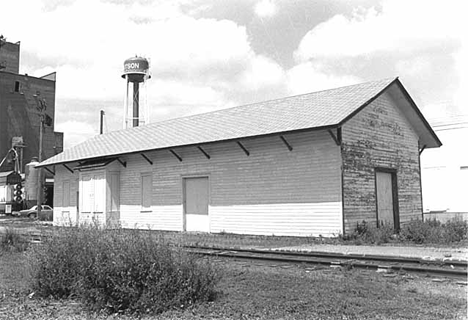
[341,92,421,233]
[116,130,343,236]
[51,130,342,236]
[210,202,342,236]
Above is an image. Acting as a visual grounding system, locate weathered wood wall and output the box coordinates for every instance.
[341,91,422,233]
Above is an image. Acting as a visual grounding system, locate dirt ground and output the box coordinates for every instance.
[1,250,467,320]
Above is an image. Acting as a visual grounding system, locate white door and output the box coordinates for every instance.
[184,177,209,232]
[80,172,105,224]
[376,171,397,228]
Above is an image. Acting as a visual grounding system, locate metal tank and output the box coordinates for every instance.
[25,157,40,208]
[122,56,151,128]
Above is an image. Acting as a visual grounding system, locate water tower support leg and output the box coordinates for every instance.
[133,82,139,127]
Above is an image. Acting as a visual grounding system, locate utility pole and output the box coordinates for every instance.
[37,115,44,217]
[0,35,6,71]
[34,93,47,218]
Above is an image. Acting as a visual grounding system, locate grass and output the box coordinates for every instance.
[2,215,467,250]
[341,218,468,246]
[0,251,466,319]
[400,218,468,244]
[0,227,29,252]
[26,225,219,315]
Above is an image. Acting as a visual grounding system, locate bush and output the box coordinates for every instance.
[400,218,467,244]
[1,228,29,252]
[27,226,93,298]
[343,221,395,245]
[38,211,53,221]
[28,225,220,315]
[443,217,468,242]
[399,219,438,244]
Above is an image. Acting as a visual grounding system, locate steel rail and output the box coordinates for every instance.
[184,245,467,267]
[6,229,467,279]
[186,247,468,280]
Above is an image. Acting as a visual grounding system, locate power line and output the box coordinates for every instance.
[433,126,468,132]
[431,121,468,128]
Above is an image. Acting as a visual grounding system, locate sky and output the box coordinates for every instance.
[1,0,466,150]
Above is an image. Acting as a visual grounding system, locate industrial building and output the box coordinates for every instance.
[0,38,63,212]
[421,126,468,221]
[39,77,440,236]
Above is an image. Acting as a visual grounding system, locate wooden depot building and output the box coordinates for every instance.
[38,77,441,237]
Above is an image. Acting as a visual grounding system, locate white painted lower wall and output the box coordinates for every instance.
[119,202,342,236]
[210,202,342,237]
[120,205,183,230]
[55,208,78,226]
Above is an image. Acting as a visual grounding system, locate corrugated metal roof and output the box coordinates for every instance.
[39,77,434,167]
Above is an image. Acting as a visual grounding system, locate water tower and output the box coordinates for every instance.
[122,56,151,128]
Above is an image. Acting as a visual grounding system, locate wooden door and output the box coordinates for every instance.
[184,177,209,232]
[80,172,105,224]
[376,171,397,229]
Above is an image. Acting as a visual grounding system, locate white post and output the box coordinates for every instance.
[123,76,129,129]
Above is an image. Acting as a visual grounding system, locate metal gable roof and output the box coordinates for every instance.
[38,77,439,167]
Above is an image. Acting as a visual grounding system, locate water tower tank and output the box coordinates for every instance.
[122,56,150,82]
[122,56,151,128]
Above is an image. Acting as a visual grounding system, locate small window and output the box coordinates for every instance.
[141,173,152,211]
[14,81,20,92]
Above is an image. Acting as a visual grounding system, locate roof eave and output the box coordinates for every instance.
[337,77,442,149]
[393,80,442,148]
[36,124,341,168]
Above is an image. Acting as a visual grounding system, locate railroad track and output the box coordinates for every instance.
[185,246,468,280]
[5,228,468,280]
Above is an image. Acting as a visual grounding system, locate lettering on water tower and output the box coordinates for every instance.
[124,62,139,70]
[124,61,149,74]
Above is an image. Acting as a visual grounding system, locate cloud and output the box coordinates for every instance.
[295,0,463,62]
[292,0,465,111]
[1,0,291,148]
[453,36,468,112]
[1,0,257,101]
[55,120,96,148]
[395,57,432,78]
[237,55,285,91]
[254,0,277,18]
[286,62,361,95]
[3,0,463,152]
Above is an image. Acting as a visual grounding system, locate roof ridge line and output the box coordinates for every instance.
[152,77,397,123]
[105,77,397,136]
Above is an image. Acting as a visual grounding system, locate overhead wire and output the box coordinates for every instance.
[433,126,468,132]
[426,112,468,131]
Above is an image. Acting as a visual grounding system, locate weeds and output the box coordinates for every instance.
[342,221,395,245]
[0,228,29,253]
[37,211,53,221]
[400,217,468,244]
[343,217,468,245]
[27,225,220,315]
